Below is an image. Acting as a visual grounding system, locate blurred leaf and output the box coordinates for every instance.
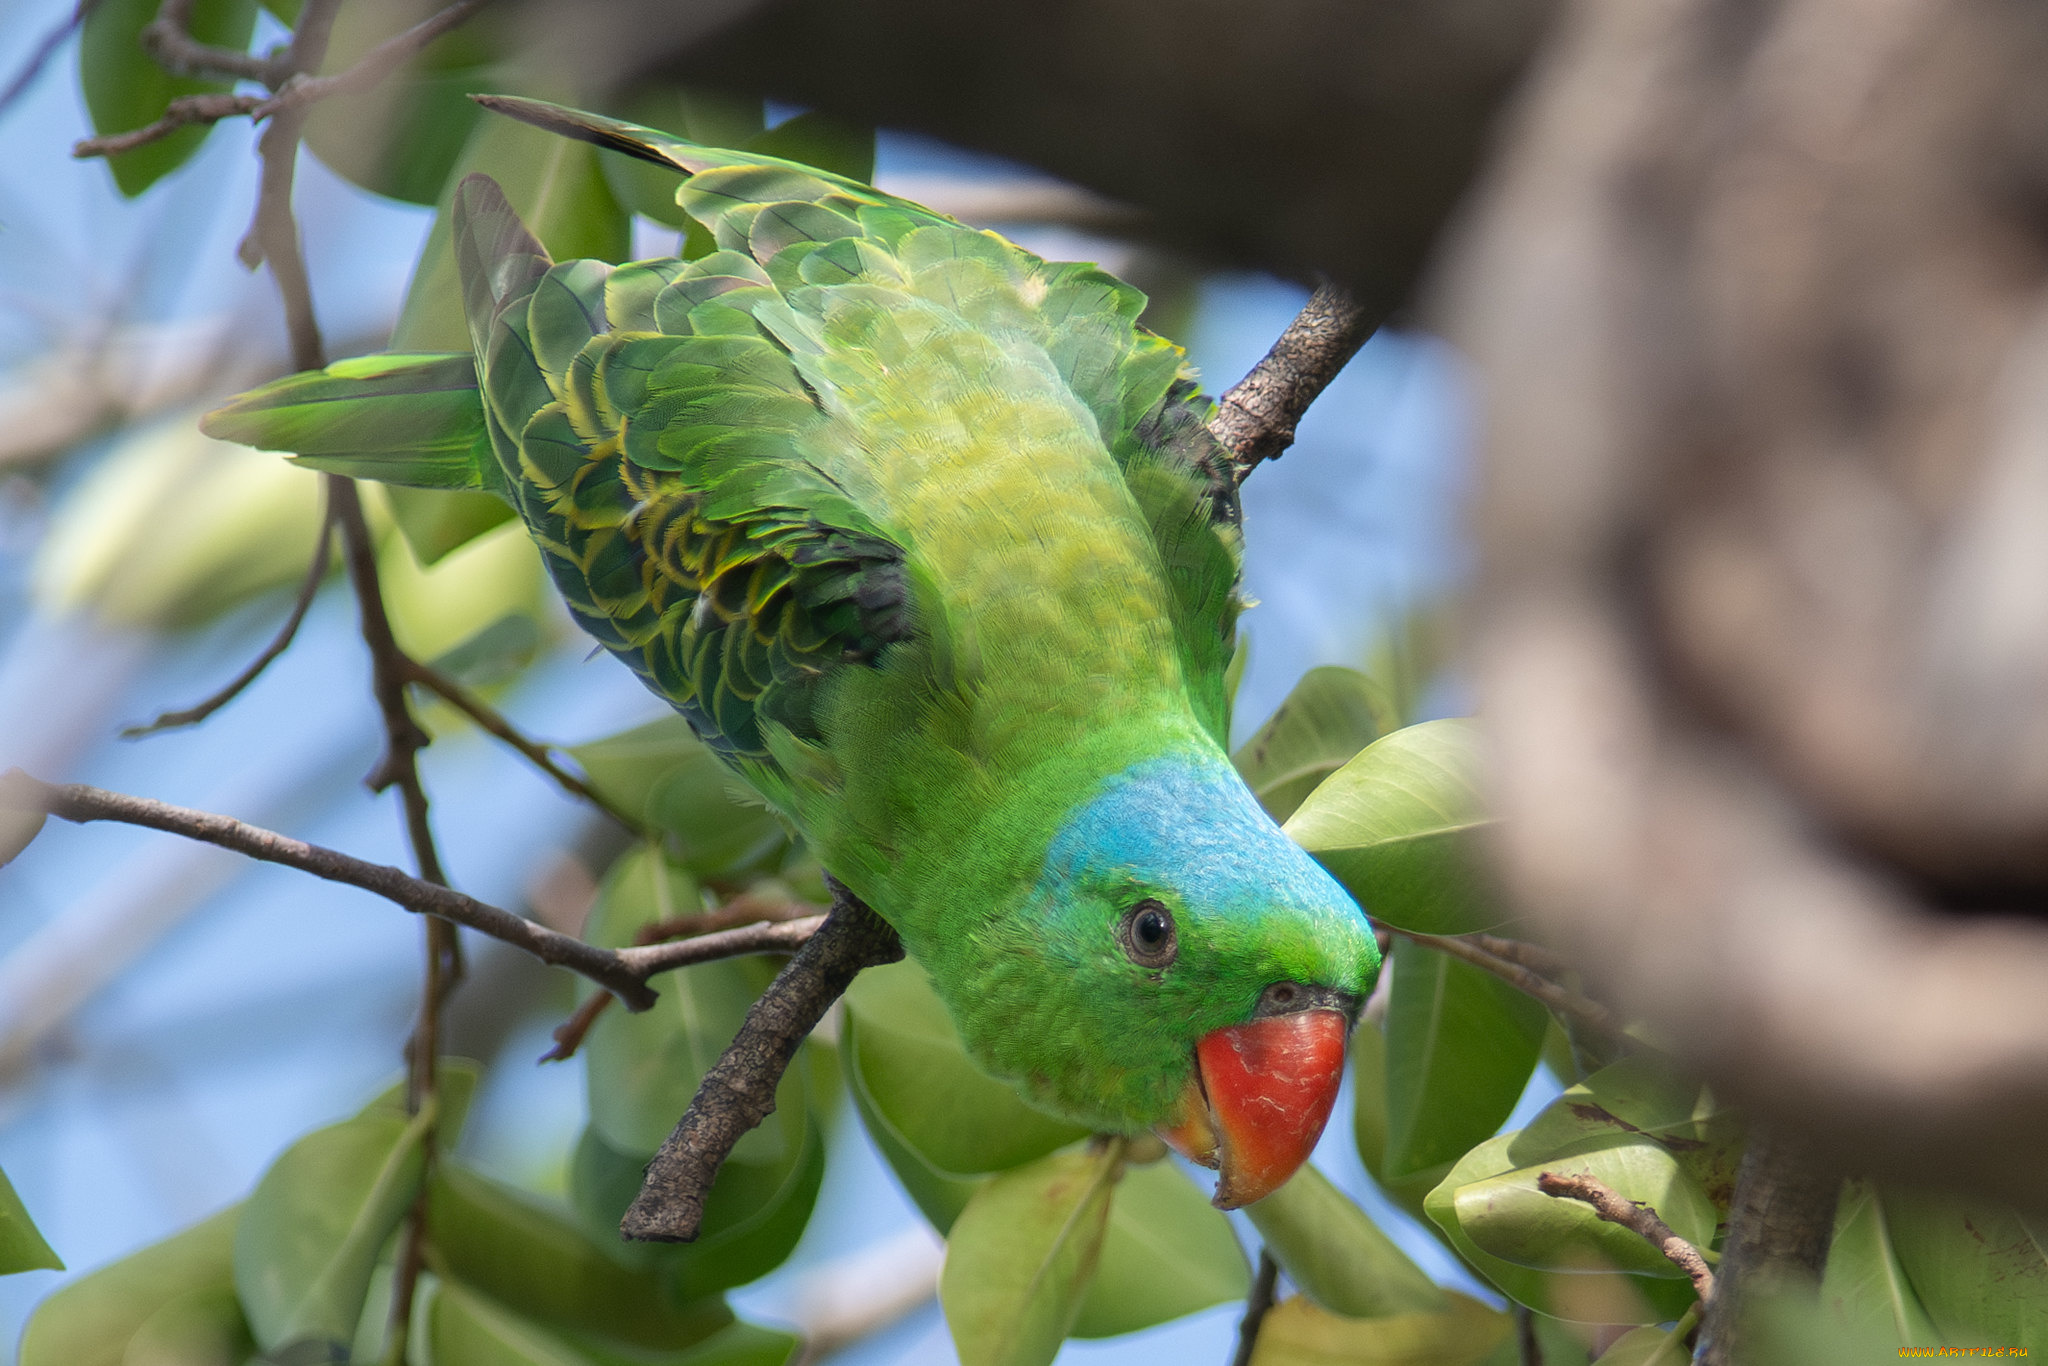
[1349,1018,1394,1185]
[385,485,517,566]
[0,806,46,868]
[233,1103,435,1353]
[1360,600,1454,729]
[1451,1143,1717,1280]
[20,1206,236,1366]
[1248,1293,1510,1366]
[570,720,789,879]
[358,1056,483,1140]
[379,513,550,675]
[0,1166,61,1273]
[1883,1189,2048,1349]
[79,0,257,196]
[1285,719,1498,935]
[1506,1055,1742,1213]
[582,847,797,1164]
[568,1117,826,1303]
[430,1161,733,1349]
[1746,1283,1922,1366]
[841,1038,986,1234]
[429,1278,604,1365]
[1243,1164,1444,1318]
[301,0,510,205]
[843,959,1088,1177]
[1820,1182,1939,1348]
[1589,1308,1696,1366]
[747,111,875,183]
[120,1284,254,1366]
[390,110,632,354]
[1381,940,1547,1189]
[939,1145,1118,1366]
[1232,666,1391,821]
[598,86,765,229]
[33,417,326,630]
[1071,1160,1248,1338]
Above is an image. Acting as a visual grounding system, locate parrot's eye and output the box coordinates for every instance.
[1120,899,1178,969]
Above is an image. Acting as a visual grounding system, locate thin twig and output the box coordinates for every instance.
[1468,931,1572,980]
[1230,1252,1280,1366]
[1388,926,1623,1040]
[541,892,826,1062]
[399,657,644,833]
[1209,281,1377,484]
[255,0,492,119]
[141,0,288,85]
[123,502,336,736]
[1516,1303,1543,1366]
[1535,1171,1717,1304]
[0,0,98,119]
[622,880,901,1241]
[72,91,261,159]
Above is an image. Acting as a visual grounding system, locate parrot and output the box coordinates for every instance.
[203,97,1381,1208]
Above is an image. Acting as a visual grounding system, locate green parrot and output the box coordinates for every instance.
[205,97,1380,1207]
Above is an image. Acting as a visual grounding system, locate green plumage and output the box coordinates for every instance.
[207,99,1374,1136]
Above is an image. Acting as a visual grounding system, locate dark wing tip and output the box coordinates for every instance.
[470,93,697,173]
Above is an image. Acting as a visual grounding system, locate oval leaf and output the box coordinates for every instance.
[429,1279,602,1366]
[841,1035,986,1234]
[1071,1159,1248,1338]
[1232,666,1391,821]
[940,1145,1119,1366]
[20,1207,237,1366]
[1243,1164,1444,1318]
[1285,719,1498,935]
[1821,1183,1940,1349]
[1451,1142,1718,1279]
[569,723,789,879]
[430,1161,733,1349]
[1381,940,1547,1189]
[1883,1189,2048,1349]
[120,1284,254,1366]
[233,1104,434,1353]
[843,959,1087,1176]
[1247,1292,1510,1366]
[79,0,258,196]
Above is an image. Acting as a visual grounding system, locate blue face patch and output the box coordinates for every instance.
[1037,749,1370,948]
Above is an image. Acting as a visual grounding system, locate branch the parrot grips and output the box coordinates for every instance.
[1159,1006,1352,1209]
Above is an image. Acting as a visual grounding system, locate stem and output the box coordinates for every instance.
[1229,1252,1281,1366]
[1210,282,1377,484]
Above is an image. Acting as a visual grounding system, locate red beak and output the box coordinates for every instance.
[1155,1009,1349,1208]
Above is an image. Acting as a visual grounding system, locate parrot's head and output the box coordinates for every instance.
[945,749,1381,1208]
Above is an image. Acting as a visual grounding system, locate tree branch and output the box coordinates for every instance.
[71,91,262,159]
[141,0,289,85]
[122,500,336,736]
[1386,926,1622,1041]
[622,881,902,1241]
[1692,1127,1839,1366]
[541,891,825,1062]
[1229,1252,1280,1366]
[0,0,99,118]
[1208,282,1377,485]
[254,0,493,118]
[1536,1171,1717,1304]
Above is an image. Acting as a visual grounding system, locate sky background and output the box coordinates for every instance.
[0,3,1548,1360]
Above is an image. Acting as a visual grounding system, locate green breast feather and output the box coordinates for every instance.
[203,97,1243,914]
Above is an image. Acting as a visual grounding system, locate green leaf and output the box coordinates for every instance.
[300,0,507,205]
[570,721,789,879]
[20,1206,237,1366]
[1243,1164,1445,1318]
[233,1102,436,1353]
[1071,1160,1248,1338]
[581,847,790,1162]
[358,1056,484,1141]
[842,959,1088,1177]
[939,1145,1119,1366]
[1380,940,1547,1189]
[384,486,518,567]
[429,1279,604,1366]
[390,109,632,355]
[1588,1307,1697,1366]
[378,515,549,674]
[1451,1142,1717,1280]
[1506,1054,1742,1212]
[567,1120,827,1303]
[841,1037,986,1234]
[1285,719,1499,935]
[1232,666,1392,821]
[430,1161,733,1350]
[1883,1188,2048,1349]
[1746,1283,1923,1366]
[119,1284,255,1366]
[79,0,258,196]
[1247,1292,1510,1366]
[1819,1182,1939,1348]
[0,1165,61,1273]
